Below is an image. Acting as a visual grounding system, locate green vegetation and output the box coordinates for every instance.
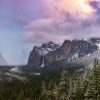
[0,59,100,100]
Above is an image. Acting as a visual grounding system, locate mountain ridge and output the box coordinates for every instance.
[27,38,100,70]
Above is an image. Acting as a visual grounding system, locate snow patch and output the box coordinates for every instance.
[33,72,40,76]
[96,43,100,49]
[84,39,87,41]
[39,48,48,56]
[87,54,91,57]
[72,52,79,59]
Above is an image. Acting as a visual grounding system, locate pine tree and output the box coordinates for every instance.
[47,80,55,99]
[85,59,100,100]
[42,81,46,96]
[72,72,84,100]
[58,69,70,100]
[53,83,59,100]
[16,89,24,100]
[41,81,48,100]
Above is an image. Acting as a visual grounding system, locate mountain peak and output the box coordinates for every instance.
[60,40,71,53]
[62,40,71,46]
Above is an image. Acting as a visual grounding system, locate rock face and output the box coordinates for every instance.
[27,38,100,68]
[45,40,71,64]
[28,47,43,67]
[28,42,60,67]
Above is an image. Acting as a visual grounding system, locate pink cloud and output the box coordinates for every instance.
[22,0,100,44]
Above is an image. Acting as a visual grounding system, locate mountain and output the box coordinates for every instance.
[27,38,100,70]
[0,54,7,66]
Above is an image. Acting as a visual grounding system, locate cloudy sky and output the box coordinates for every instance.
[0,0,100,65]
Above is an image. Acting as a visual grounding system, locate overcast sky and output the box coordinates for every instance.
[0,0,100,65]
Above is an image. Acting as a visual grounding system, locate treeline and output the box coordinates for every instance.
[0,77,42,100]
[0,59,100,100]
[41,59,100,100]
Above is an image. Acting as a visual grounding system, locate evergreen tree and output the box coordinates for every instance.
[47,80,55,100]
[41,81,48,100]
[85,59,100,100]
[71,71,85,100]
[16,89,25,100]
[58,69,70,100]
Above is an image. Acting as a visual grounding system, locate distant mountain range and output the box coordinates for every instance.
[27,38,100,70]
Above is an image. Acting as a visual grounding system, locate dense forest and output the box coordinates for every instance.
[0,59,100,100]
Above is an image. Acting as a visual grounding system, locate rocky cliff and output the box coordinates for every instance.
[27,38,100,68]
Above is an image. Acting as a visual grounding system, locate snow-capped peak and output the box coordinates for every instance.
[34,41,61,56]
[96,43,100,49]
